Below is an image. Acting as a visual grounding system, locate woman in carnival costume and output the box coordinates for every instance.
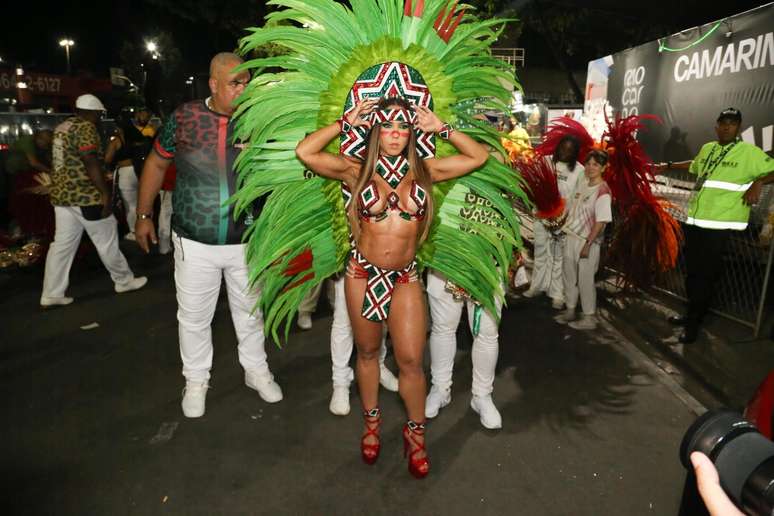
[231,0,525,478]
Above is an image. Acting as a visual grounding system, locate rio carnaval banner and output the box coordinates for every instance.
[584,2,774,163]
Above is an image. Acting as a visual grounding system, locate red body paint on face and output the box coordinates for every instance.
[391,130,410,138]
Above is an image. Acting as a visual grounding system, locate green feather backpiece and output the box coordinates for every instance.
[232,0,527,343]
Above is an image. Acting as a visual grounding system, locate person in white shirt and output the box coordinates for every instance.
[523,136,584,308]
[555,149,613,330]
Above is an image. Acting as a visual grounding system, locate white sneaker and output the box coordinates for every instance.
[115,276,148,294]
[297,312,312,330]
[379,364,399,392]
[470,394,502,430]
[521,287,540,298]
[40,296,74,308]
[554,307,576,325]
[425,385,451,418]
[245,369,283,403]
[329,385,350,416]
[551,298,564,310]
[181,380,209,418]
[124,232,137,241]
[569,314,597,331]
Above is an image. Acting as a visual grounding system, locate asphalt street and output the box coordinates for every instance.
[1,243,702,515]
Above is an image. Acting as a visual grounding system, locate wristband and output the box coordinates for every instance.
[438,122,453,140]
[138,213,153,220]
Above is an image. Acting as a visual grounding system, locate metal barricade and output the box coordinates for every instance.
[651,170,774,336]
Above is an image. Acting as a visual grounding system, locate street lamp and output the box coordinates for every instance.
[145,41,160,60]
[59,38,75,74]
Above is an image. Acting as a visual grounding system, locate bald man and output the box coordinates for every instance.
[136,52,283,418]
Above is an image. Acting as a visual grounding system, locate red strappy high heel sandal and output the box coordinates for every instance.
[361,407,381,465]
[402,420,429,479]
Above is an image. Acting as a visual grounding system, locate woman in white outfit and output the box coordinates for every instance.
[555,149,613,330]
[523,136,584,308]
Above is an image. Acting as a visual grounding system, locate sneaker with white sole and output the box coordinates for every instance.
[115,276,148,294]
[379,364,399,392]
[245,369,283,403]
[40,296,74,308]
[329,385,350,416]
[124,232,137,241]
[554,307,576,325]
[297,312,313,330]
[470,394,502,429]
[521,287,540,298]
[551,298,564,310]
[569,314,597,331]
[181,380,209,418]
[425,385,451,418]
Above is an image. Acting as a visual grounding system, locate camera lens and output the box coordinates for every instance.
[680,409,774,515]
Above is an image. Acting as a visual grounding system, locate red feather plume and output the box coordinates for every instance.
[535,117,595,163]
[600,113,683,290]
[516,156,565,221]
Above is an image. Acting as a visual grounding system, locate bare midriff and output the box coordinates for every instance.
[356,217,420,270]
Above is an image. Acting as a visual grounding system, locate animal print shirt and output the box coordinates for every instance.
[50,117,103,207]
[153,100,260,245]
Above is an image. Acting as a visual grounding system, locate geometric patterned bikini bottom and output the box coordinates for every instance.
[346,248,418,322]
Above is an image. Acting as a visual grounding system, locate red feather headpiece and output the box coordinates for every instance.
[516,156,565,221]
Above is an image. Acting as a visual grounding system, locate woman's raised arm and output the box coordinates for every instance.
[296,98,378,184]
[414,106,489,183]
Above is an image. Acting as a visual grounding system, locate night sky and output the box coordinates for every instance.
[0,1,768,76]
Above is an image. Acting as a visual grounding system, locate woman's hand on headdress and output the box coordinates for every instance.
[345,98,378,129]
[415,105,444,133]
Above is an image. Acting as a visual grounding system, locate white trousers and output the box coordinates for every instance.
[41,206,135,299]
[331,275,387,388]
[298,281,322,314]
[562,235,601,315]
[426,270,502,397]
[173,233,270,382]
[158,190,173,254]
[530,221,564,302]
[117,165,138,232]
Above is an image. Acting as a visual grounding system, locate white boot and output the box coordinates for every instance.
[329,385,350,416]
[115,276,148,293]
[40,296,74,308]
[379,364,399,392]
[470,394,502,430]
[554,306,576,324]
[521,286,540,298]
[425,385,451,418]
[569,314,598,330]
[181,380,209,418]
[245,369,283,403]
[297,312,312,330]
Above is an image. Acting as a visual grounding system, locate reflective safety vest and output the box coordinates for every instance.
[687,140,774,230]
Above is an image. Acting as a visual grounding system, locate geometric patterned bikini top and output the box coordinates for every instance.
[358,155,427,222]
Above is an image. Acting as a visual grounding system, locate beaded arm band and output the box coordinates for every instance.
[337,117,353,134]
[438,122,454,140]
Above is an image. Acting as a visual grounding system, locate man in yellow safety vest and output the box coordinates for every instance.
[658,108,774,343]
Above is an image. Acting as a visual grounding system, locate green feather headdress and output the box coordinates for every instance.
[232,0,528,343]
